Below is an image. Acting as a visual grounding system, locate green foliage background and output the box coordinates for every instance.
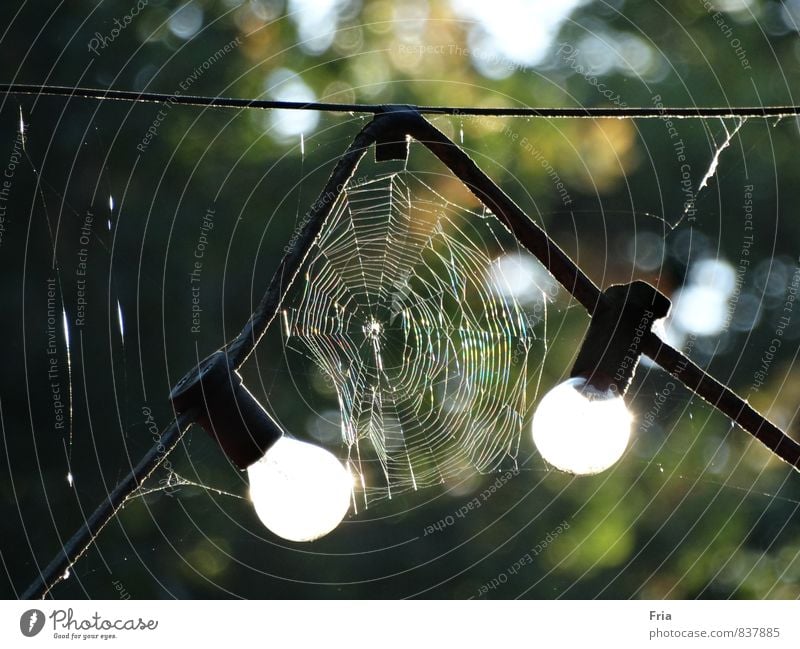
[1,0,800,599]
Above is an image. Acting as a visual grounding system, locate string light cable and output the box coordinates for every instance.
[3,83,800,118]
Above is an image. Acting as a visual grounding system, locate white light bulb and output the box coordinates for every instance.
[531,377,632,475]
[247,437,352,542]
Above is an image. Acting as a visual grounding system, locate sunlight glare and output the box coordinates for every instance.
[532,377,632,475]
[247,437,352,542]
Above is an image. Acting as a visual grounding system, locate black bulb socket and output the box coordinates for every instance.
[570,281,671,396]
[169,351,283,470]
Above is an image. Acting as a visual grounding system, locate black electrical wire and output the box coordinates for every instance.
[2,83,800,119]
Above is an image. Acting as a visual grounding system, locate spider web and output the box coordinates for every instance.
[282,170,539,503]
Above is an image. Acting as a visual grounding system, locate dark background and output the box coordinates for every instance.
[1,0,800,599]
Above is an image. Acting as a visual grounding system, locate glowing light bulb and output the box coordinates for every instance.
[531,377,632,475]
[247,437,352,542]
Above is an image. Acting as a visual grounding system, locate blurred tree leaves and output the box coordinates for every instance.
[1,0,800,599]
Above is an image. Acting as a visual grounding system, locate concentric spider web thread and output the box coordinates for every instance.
[283,170,535,502]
